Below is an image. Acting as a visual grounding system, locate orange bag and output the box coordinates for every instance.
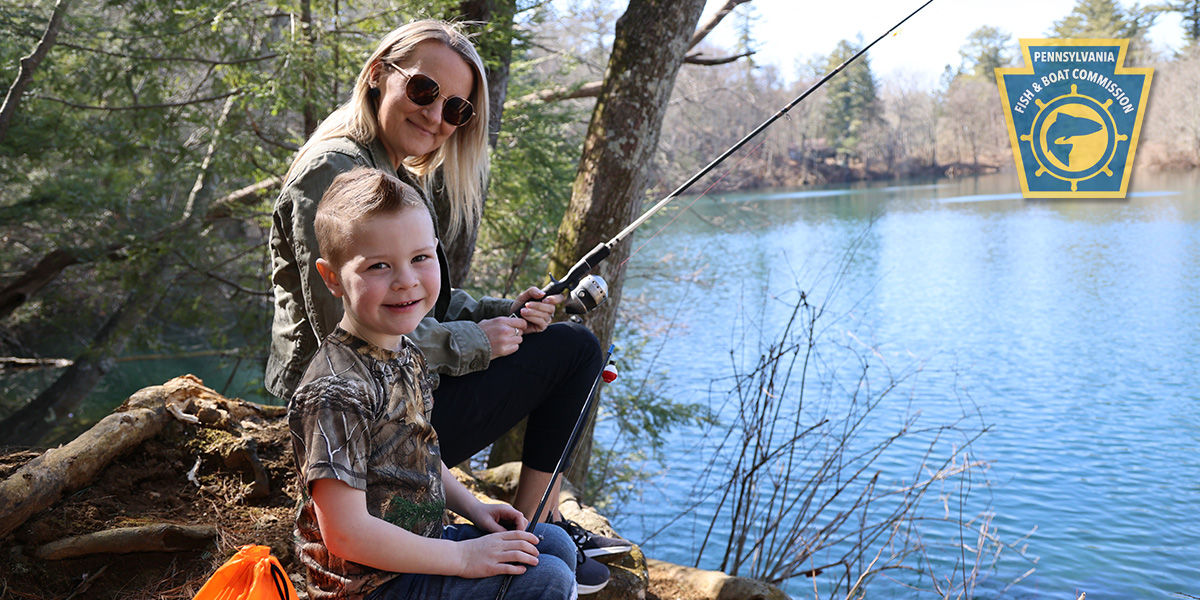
[193,544,298,600]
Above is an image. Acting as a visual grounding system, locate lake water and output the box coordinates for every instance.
[602,171,1200,598]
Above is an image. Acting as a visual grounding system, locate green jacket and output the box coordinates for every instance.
[265,137,511,399]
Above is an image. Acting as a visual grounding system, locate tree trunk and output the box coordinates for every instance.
[551,0,706,489]
[35,524,218,559]
[456,0,515,150]
[442,0,517,285]
[0,0,73,144]
[0,249,80,320]
[300,0,319,137]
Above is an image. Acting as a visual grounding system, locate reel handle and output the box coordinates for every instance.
[510,243,611,318]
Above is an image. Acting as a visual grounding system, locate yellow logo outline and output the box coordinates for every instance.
[995,39,1153,199]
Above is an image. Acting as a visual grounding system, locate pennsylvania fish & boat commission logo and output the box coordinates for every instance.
[995,39,1153,198]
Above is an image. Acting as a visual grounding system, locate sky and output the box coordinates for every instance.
[701,0,1186,88]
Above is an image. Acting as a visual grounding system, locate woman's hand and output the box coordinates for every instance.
[478,316,528,359]
[511,287,563,333]
[455,530,541,578]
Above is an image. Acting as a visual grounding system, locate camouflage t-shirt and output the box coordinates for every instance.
[288,328,445,600]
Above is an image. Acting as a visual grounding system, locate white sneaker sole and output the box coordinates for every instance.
[582,544,633,558]
[577,580,609,595]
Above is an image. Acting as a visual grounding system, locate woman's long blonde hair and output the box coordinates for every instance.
[289,19,488,242]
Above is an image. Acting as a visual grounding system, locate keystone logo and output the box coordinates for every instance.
[996,39,1153,198]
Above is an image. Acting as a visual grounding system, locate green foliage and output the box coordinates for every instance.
[959,25,1012,79]
[1149,0,1200,43]
[466,37,586,297]
[1052,0,1156,37]
[0,0,445,427]
[819,39,878,160]
[582,316,713,511]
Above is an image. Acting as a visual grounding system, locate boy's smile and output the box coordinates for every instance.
[317,207,440,350]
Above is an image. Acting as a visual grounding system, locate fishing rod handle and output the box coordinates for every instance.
[510,243,612,319]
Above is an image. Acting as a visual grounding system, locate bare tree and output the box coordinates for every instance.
[939,77,1006,171]
[664,239,1036,597]
[1143,46,1200,167]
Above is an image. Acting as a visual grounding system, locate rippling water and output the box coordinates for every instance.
[603,171,1200,598]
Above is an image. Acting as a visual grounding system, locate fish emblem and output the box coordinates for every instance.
[1046,112,1102,166]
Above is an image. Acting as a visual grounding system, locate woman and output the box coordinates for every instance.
[266,20,626,594]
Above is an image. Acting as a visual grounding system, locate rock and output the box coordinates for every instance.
[473,462,522,504]
[646,559,788,600]
[591,544,648,600]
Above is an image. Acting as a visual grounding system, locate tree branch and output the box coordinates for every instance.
[247,112,300,152]
[205,175,283,219]
[0,357,74,372]
[33,89,239,112]
[0,175,281,320]
[518,80,603,103]
[687,0,752,52]
[520,1,754,106]
[0,0,75,144]
[684,50,755,65]
[54,42,277,66]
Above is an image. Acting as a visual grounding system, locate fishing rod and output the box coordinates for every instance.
[494,345,617,600]
[539,0,937,316]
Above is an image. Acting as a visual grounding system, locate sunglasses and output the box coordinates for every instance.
[384,63,475,127]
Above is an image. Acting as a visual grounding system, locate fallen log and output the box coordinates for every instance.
[0,386,171,538]
[0,375,231,538]
[34,523,218,559]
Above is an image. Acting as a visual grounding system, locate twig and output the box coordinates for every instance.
[63,564,108,600]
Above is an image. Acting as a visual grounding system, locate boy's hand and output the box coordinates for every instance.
[456,530,540,578]
[469,500,529,533]
[511,287,562,333]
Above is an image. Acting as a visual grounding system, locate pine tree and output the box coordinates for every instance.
[1149,0,1200,45]
[1051,0,1157,62]
[819,39,878,161]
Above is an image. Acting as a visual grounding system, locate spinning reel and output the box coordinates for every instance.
[562,273,608,315]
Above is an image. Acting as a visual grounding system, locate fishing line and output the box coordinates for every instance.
[619,138,767,268]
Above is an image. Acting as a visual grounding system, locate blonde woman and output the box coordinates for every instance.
[266,20,627,595]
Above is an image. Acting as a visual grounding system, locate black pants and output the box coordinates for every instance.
[431,321,602,472]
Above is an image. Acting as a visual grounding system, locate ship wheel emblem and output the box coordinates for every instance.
[1020,84,1126,192]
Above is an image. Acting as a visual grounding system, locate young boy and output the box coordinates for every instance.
[289,167,577,600]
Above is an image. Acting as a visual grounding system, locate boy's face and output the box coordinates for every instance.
[316,207,440,350]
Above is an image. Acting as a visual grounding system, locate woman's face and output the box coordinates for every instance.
[375,40,475,166]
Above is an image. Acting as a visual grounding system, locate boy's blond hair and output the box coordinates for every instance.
[314,167,426,268]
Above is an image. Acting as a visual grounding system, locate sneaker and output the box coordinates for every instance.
[553,518,634,558]
[575,548,610,595]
